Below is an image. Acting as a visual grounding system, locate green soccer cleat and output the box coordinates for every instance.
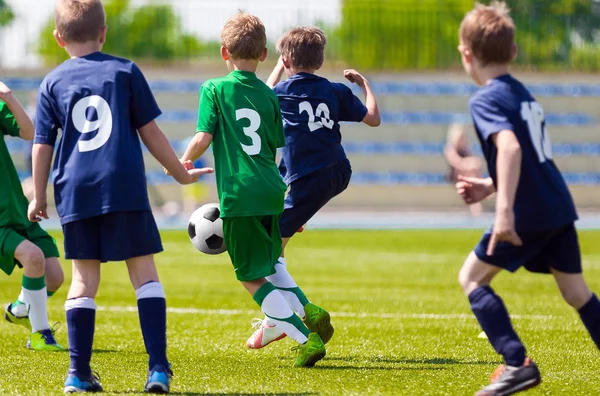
[293,332,326,368]
[303,303,334,344]
[27,328,65,352]
[4,303,30,329]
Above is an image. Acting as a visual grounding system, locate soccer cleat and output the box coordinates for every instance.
[144,364,173,394]
[303,303,334,344]
[246,318,287,349]
[4,303,30,329]
[293,332,326,368]
[27,327,65,351]
[64,370,103,393]
[475,358,541,396]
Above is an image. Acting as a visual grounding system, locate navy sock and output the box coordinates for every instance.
[578,293,600,350]
[137,282,168,368]
[65,298,96,377]
[469,286,526,367]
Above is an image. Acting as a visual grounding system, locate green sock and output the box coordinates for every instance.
[254,282,310,341]
[47,291,55,297]
[22,275,45,291]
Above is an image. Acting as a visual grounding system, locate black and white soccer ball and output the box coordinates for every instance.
[187,203,226,255]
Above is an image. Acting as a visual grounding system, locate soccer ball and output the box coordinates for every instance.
[188,203,227,255]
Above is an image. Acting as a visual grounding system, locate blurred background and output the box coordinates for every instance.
[3,0,600,228]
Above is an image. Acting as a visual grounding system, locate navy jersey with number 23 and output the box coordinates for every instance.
[274,73,367,185]
[469,74,577,232]
[35,52,161,225]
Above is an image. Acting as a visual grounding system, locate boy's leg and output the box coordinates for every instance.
[459,252,527,367]
[62,217,103,393]
[552,270,600,348]
[125,255,169,370]
[9,257,64,319]
[66,260,101,377]
[8,224,63,319]
[466,229,544,395]
[224,216,325,367]
[14,240,50,334]
[546,226,600,349]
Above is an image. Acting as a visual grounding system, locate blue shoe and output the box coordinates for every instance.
[64,370,103,393]
[144,364,172,394]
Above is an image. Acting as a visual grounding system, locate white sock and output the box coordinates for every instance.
[261,290,308,344]
[266,258,306,318]
[23,287,49,333]
[11,290,28,317]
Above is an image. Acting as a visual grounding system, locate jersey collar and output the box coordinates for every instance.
[230,70,258,80]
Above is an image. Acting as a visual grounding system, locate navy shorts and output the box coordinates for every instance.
[474,223,581,274]
[280,159,352,238]
[63,211,163,262]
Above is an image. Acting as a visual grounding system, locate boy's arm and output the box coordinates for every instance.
[138,121,213,184]
[487,130,523,255]
[266,57,285,89]
[344,69,380,127]
[28,143,53,222]
[0,82,34,140]
[181,132,213,163]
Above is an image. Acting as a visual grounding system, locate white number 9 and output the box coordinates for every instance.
[73,95,113,153]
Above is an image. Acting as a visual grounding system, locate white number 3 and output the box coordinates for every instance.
[73,95,113,153]
[236,108,262,156]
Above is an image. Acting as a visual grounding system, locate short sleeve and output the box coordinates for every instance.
[470,96,515,141]
[0,102,20,137]
[130,63,162,129]
[196,82,218,135]
[335,84,368,123]
[34,87,60,146]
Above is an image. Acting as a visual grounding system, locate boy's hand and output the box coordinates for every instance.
[164,159,194,176]
[487,210,523,256]
[344,69,367,88]
[0,81,13,100]
[456,175,494,204]
[180,167,214,185]
[28,198,49,222]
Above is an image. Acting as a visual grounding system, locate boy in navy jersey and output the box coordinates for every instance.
[28,0,212,393]
[456,3,600,395]
[246,27,380,349]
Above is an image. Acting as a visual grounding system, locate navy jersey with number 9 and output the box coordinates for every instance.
[469,74,578,232]
[34,52,161,225]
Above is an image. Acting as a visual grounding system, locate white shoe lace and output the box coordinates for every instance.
[250,318,264,329]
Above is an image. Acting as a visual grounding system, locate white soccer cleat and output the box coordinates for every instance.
[246,318,287,349]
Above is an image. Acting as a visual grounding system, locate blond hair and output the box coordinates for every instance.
[55,0,106,43]
[276,27,327,70]
[221,12,266,60]
[459,1,515,66]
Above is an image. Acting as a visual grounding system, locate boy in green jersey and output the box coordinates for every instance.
[0,80,64,351]
[179,12,326,368]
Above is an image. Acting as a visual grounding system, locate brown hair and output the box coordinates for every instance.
[221,12,266,60]
[55,0,106,43]
[277,27,327,70]
[459,1,515,66]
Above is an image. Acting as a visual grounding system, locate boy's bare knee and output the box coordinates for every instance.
[458,252,499,295]
[16,245,46,273]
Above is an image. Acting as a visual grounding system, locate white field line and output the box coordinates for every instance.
[97,306,558,320]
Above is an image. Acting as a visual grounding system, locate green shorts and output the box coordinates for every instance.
[0,223,59,276]
[222,215,282,282]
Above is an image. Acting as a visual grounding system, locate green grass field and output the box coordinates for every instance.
[1,229,600,395]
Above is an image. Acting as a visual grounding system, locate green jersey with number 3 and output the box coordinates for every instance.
[196,70,286,217]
